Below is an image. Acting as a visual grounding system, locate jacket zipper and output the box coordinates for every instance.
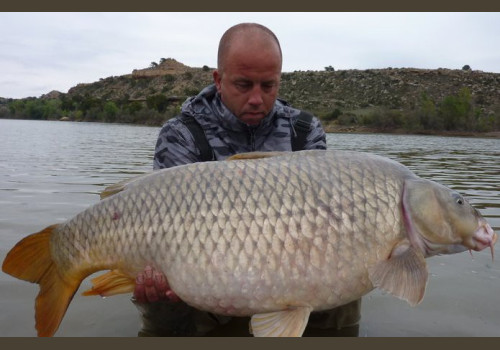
[248,128,256,151]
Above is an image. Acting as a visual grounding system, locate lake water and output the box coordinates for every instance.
[0,119,499,337]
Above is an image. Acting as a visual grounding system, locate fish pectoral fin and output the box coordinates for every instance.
[368,240,428,306]
[82,269,135,297]
[226,151,287,161]
[249,306,313,337]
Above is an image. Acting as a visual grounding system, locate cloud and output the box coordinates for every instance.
[0,12,498,99]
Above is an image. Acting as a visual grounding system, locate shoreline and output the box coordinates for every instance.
[322,124,500,138]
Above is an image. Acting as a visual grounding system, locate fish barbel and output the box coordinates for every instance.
[2,150,497,337]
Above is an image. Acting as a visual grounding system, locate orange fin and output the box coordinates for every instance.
[82,269,135,297]
[226,151,286,161]
[2,225,82,337]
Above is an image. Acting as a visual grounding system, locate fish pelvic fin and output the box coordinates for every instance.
[1,225,82,337]
[368,240,428,306]
[249,306,313,337]
[82,269,135,297]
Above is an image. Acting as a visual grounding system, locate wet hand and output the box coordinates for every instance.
[133,265,180,303]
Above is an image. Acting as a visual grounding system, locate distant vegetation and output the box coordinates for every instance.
[1,61,499,135]
[323,87,499,133]
[2,86,498,133]
[0,93,177,126]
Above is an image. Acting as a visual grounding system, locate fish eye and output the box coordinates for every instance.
[452,193,464,206]
[454,195,464,205]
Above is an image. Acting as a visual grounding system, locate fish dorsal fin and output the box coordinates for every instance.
[250,306,313,337]
[100,172,153,199]
[100,180,129,199]
[368,240,428,306]
[226,151,286,161]
[82,269,135,297]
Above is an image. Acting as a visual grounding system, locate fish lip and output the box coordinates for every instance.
[469,221,497,251]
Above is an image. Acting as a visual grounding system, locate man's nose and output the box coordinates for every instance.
[248,86,264,106]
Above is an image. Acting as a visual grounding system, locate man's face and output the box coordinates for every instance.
[213,39,281,126]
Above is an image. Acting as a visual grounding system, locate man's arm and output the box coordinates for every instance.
[303,117,327,150]
[153,119,202,170]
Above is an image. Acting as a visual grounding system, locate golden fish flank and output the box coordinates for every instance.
[2,150,497,337]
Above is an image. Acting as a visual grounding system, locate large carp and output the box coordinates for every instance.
[2,150,497,337]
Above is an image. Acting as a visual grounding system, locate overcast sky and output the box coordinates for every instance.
[1,12,499,99]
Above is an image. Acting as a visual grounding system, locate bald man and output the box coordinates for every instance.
[134,23,361,337]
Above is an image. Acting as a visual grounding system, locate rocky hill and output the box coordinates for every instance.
[66,58,213,103]
[2,58,498,134]
[65,58,500,121]
[281,67,499,116]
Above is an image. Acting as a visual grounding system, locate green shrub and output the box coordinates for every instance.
[146,94,170,113]
[322,108,342,121]
[361,108,403,129]
[164,74,176,83]
[438,87,472,130]
[183,87,200,96]
[337,113,358,125]
[103,101,119,119]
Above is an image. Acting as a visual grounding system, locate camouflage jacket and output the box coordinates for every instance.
[153,84,326,169]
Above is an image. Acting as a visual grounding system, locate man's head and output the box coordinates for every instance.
[213,23,282,126]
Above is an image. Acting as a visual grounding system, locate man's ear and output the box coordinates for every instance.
[213,70,222,92]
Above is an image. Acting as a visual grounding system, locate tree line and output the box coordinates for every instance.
[1,87,499,133]
[0,93,182,126]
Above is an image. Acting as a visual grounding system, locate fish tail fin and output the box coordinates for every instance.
[2,225,82,337]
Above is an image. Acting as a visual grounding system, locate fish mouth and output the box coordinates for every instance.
[467,220,497,260]
[470,221,497,250]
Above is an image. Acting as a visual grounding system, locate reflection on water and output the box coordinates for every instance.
[0,119,499,336]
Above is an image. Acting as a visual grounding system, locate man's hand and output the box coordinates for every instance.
[133,265,181,303]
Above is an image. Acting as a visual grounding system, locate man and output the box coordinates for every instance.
[133,22,361,337]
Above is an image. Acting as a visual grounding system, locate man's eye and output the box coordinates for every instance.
[236,82,251,89]
[262,82,277,90]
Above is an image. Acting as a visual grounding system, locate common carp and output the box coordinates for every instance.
[2,150,497,337]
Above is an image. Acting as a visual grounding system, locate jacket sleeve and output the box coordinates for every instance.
[153,119,201,169]
[304,116,327,150]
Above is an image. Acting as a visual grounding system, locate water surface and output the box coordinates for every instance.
[0,119,498,336]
